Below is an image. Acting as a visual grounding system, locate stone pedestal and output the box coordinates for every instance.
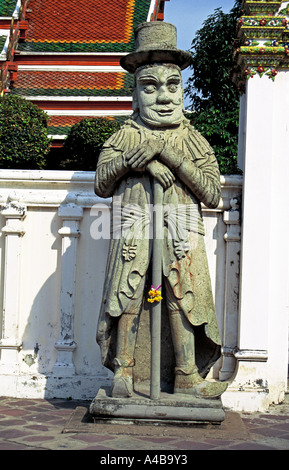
[89,385,225,425]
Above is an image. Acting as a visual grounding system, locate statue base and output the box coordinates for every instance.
[89,383,225,425]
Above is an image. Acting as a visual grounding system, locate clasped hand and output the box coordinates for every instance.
[124,140,175,189]
[124,139,164,170]
[146,160,175,189]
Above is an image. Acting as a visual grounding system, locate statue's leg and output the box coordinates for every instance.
[169,310,228,398]
[168,310,198,391]
[111,312,139,398]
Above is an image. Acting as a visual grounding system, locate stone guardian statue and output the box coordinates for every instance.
[94,22,228,400]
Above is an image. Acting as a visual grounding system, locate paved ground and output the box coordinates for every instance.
[0,393,288,451]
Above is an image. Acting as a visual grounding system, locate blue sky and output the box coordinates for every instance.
[164,0,236,107]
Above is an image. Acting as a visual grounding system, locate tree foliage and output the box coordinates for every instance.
[0,95,51,169]
[185,0,243,174]
[60,117,121,170]
[187,107,240,175]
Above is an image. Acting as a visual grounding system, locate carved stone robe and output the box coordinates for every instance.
[95,117,222,377]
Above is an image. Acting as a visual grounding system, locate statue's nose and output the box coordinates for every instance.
[157,86,171,103]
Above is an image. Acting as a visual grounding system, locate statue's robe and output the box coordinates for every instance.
[95,117,222,377]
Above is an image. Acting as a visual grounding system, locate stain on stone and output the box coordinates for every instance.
[23,354,36,367]
[23,343,39,367]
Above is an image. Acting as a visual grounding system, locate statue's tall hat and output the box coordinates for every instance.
[120,22,192,73]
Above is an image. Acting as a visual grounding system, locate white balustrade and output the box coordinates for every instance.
[0,201,26,373]
[0,170,247,406]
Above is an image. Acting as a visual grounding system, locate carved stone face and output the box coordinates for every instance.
[134,64,183,128]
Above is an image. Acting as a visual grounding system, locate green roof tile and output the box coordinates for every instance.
[0,0,17,16]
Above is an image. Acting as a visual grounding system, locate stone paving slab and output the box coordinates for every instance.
[0,395,288,451]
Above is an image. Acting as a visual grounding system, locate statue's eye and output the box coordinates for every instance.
[168,83,179,93]
[143,84,157,94]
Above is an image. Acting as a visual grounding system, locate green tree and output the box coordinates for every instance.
[189,107,240,175]
[60,117,121,170]
[185,0,242,174]
[0,95,51,169]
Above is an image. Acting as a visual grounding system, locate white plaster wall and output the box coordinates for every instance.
[18,207,61,375]
[222,71,289,412]
[0,213,4,340]
[72,208,110,376]
[0,170,242,401]
[267,70,289,403]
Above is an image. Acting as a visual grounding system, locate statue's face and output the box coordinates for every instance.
[135,64,183,128]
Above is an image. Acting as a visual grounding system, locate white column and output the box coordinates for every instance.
[223,72,289,411]
[266,70,289,404]
[53,203,83,376]
[0,201,26,373]
[220,198,241,381]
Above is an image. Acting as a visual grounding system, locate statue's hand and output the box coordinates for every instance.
[146,160,175,189]
[124,139,164,170]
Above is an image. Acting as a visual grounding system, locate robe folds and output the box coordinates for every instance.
[94,117,222,376]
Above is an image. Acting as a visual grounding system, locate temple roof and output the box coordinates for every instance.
[10,70,134,96]
[18,0,153,53]
[0,0,169,142]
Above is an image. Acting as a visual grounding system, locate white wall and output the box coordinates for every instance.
[0,170,243,402]
[222,71,289,412]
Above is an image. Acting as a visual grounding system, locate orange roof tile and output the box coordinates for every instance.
[26,0,135,43]
[13,70,126,90]
[19,0,154,52]
[10,69,134,96]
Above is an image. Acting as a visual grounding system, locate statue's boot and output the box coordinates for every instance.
[169,311,228,398]
[111,313,138,398]
[174,366,228,398]
[111,357,134,398]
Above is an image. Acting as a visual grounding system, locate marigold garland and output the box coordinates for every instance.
[148,285,162,303]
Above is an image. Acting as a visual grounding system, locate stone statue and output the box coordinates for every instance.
[94,22,228,400]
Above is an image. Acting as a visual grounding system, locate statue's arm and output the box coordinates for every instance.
[94,148,129,198]
[159,144,221,209]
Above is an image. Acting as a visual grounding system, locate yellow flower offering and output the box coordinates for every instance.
[148,285,162,303]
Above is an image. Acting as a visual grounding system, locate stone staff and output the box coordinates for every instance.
[150,179,163,400]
